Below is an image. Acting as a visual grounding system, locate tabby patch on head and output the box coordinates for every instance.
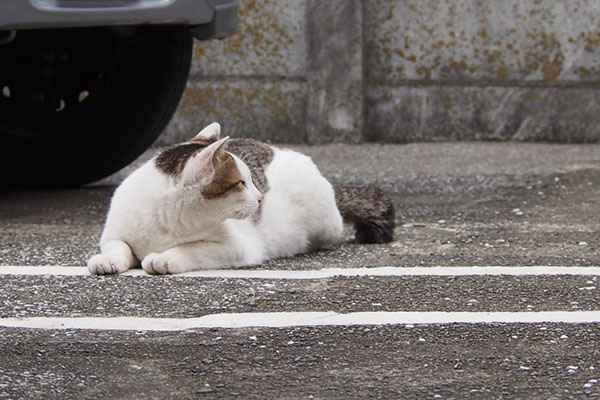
[155,142,207,177]
[201,153,244,199]
[154,139,245,200]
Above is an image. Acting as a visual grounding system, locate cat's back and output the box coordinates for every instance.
[267,147,327,190]
[245,141,343,257]
[225,138,326,192]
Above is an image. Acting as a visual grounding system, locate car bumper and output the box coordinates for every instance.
[0,0,238,39]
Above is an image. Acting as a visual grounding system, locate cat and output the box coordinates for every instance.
[88,122,394,275]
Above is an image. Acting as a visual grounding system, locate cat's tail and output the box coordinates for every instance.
[333,186,395,244]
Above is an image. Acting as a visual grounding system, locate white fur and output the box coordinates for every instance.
[88,138,343,275]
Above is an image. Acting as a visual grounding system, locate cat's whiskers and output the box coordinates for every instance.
[219,203,258,221]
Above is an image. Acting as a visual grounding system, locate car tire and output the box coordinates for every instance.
[0,25,193,188]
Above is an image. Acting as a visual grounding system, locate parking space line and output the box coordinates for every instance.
[1,311,599,331]
[1,265,600,279]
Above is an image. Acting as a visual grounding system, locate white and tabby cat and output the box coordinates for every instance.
[88,122,394,275]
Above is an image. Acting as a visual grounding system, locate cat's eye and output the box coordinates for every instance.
[240,180,247,187]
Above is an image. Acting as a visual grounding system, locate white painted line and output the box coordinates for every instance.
[1,265,600,279]
[1,311,599,331]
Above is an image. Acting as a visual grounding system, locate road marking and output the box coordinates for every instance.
[0,311,599,331]
[1,266,600,279]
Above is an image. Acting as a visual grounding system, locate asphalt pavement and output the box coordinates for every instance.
[1,142,599,399]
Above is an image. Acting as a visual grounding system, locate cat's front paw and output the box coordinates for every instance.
[88,254,131,275]
[142,253,184,275]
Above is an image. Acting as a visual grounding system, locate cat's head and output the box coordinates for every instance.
[155,122,263,220]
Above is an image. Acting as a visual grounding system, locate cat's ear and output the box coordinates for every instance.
[182,136,229,185]
[192,122,221,143]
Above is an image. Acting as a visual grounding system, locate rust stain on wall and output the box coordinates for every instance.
[366,0,600,84]
[496,66,507,80]
[192,0,305,77]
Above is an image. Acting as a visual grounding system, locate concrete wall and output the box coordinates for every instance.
[161,0,600,144]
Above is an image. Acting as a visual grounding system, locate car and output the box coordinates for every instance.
[0,0,238,188]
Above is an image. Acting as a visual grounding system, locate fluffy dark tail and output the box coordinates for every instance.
[333,186,395,244]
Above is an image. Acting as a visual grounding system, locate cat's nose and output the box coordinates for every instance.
[257,193,263,203]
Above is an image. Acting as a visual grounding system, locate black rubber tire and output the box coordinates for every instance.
[0,25,193,188]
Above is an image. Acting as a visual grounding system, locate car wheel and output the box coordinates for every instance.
[0,25,193,188]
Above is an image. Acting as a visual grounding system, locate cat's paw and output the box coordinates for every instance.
[142,253,184,275]
[88,254,131,275]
